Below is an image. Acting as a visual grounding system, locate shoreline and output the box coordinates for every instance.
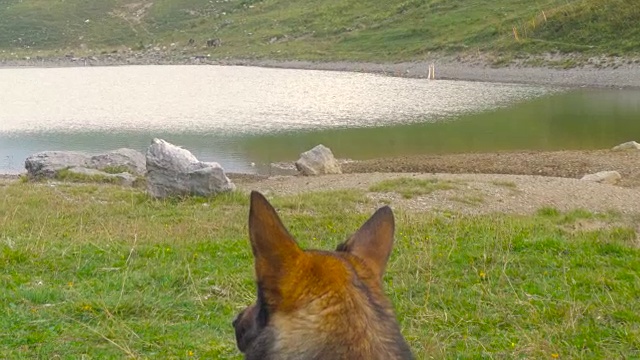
[4,146,639,215]
[2,53,640,89]
[226,58,640,89]
[4,148,639,188]
[5,167,640,217]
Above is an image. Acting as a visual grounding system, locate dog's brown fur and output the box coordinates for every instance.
[233,191,414,360]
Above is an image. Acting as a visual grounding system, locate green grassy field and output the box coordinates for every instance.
[0,0,638,62]
[1,181,639,358]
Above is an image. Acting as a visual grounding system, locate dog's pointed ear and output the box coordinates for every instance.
[337,206,395,279]
[249,191,302,287]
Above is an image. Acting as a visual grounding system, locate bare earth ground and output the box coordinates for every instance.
[224,57,640,89]
[342,149,640,188]
[4,149,639,217]
[229,148,640,218]
[234,172,640,216]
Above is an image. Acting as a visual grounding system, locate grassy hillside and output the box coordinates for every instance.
[0,0,638,61]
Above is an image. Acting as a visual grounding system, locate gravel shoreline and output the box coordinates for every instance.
[4,148,639,217]
[2,53,640,89]
[4,148,639,186]
[225,58,640,89]
[234,172,640,217]
[343,149,640,188]
[5,170,639,217]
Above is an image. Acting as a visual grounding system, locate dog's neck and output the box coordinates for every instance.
[261,285,411,360]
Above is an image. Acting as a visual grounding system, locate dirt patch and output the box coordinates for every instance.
[236,172,640,216]
[6,148,640,217]
[343,149,640,188]
[109,1,154,24]
[0,174,20,183]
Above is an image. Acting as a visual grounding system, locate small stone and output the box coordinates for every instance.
[612,141,640,151]
[580,171,621,185]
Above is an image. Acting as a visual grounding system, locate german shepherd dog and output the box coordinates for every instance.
[233,191,414,359]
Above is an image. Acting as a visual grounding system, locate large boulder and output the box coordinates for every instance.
[145,138,235,198]
[294,144,341,176]
[25,151,90,178]
[24,148,146,184]
[612,141,640,151]
[89,148,146,175]
[580,171,621,185]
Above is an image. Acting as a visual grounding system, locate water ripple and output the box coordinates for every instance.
[0,65,554,135]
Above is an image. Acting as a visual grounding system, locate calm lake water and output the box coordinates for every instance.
[0,65,638,174]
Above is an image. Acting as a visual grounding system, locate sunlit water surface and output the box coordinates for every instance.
[3,65,635,174]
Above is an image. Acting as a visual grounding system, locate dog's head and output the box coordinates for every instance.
[233,191,413,359]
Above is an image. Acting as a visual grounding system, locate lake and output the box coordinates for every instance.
[1,65,638,174]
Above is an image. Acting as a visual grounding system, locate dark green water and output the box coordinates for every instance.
[239,88,640,165]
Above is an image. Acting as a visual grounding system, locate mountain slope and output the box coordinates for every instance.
[0,0,637,61]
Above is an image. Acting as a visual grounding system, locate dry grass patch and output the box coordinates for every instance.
[369,177,460,199]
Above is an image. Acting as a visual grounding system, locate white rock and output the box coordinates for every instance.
[145,138,235,198]
[580,171,621,185]
[294,144,341,176]
[611,141,640,151]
